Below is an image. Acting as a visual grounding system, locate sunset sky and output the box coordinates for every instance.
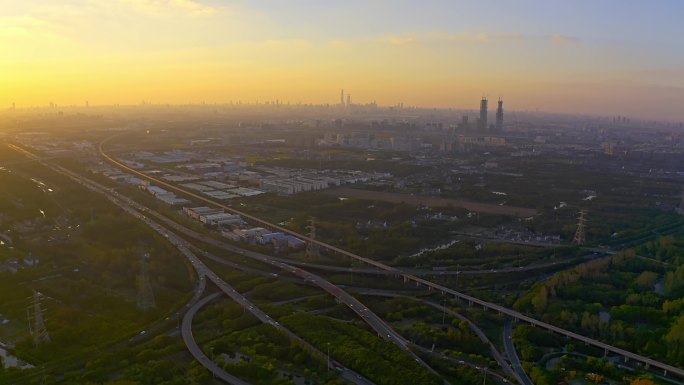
[2,0,683,120]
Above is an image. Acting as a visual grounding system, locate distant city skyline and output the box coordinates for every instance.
[1,1,683,120]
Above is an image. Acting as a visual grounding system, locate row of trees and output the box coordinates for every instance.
[515,235,684,369]
[281,312,442,385]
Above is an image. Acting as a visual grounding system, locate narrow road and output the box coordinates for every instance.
[503,319,533,385]
[8,143,378,385]
[96,137,684,380]
[182,292,251,385]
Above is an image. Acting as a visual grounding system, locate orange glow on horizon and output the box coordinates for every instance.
[1,1,683,120]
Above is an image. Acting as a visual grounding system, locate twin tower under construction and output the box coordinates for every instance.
[478,97,504,132]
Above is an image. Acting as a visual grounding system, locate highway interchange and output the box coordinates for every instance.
[7,139,684,384]
[97,136,684,381]
[9,143,380,385]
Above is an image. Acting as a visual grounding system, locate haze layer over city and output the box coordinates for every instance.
[1,2,684,385]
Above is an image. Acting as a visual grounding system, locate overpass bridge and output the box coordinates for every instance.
[97,136,684,380]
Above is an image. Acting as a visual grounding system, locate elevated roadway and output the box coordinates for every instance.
[358,290,520,384]
[97,137,684,380]
[6,143,386,384]
[182,293,252,385]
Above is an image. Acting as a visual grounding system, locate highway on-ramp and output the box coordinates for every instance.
[97,136,684,380]
[9,143,380,385]
[503,319,532,385]
[183,292,251,385]
[357,290,521,384]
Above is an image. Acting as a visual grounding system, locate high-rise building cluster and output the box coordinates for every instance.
[336,89,504,132]
[340,89,352,108]
[477,96,504,132]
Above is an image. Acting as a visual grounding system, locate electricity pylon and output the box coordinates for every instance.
[136,246,156,310]
[573,210,587,245]
[27,290,50,346]
[306,217,320,258]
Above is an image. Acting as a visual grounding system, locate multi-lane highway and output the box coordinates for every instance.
[7,143,385,384]
[411,344,511,385]
[358,289,520,383]
[97,136,684,380]
[133,203,438,373]
[114,189,378,385]
[12,139,681,382]
[248,252,589,277]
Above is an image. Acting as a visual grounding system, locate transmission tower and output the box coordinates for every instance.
[306,217,320,258]
[27,290,50,346]
[136,246,156,310]
[573,210,587,245]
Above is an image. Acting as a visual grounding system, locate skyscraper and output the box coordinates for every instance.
[479,97,488,131]
[340,89,345,106]
[496,97,504,131]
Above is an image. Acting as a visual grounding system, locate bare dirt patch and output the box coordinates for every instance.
[328,188,537,217]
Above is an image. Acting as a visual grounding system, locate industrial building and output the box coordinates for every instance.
[138,181,191,205]
[183,206,223,220]
[257,232,306,250]
[199,213,242,226]
[183,206,243,226]
[260,177,329,195]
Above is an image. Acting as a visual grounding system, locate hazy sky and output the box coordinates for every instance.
[2,0,683,120]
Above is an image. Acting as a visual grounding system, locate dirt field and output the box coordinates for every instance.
[328,187,537,218]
